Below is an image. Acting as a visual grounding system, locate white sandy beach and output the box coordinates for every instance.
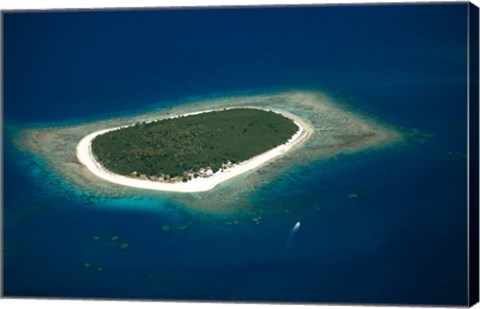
[76,108,313,193]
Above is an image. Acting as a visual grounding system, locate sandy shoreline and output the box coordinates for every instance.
[76,108,313,193]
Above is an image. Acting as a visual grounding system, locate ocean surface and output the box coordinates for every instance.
[3,4,469,305]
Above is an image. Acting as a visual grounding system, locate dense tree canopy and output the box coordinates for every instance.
[91,108,298,180]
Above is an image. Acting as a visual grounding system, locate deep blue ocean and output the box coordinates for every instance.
[3,4,469,305]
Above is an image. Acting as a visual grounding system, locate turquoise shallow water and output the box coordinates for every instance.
[3,4,469,305]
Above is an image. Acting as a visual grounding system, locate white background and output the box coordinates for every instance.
[0,0,479,309]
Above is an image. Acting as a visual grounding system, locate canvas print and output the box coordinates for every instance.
[2,2,479,306]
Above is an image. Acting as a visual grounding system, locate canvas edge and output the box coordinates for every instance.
[468,1,480,307]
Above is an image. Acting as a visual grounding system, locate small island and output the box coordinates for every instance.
[22,91,400,199]
[77,107,312,192]
[92,108,299,182]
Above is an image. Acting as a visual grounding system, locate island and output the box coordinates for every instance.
[77,107,312,192]
[20,91,401,203]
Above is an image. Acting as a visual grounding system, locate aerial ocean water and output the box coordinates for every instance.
[3,3,469,305]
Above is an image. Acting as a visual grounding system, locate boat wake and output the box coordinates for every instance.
[283,221,301,257]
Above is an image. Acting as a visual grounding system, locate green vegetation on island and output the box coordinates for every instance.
[91,108,298,181]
